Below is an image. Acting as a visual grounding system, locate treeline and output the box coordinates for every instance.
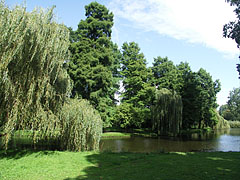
[67,2,221,132]
[0,1,224,151]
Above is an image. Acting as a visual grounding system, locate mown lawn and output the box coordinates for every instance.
[0,150,240,180]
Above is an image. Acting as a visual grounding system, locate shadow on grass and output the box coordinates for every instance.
[64,152,240,180]
[0,149,57,160]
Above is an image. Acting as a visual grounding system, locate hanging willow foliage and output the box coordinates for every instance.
[151,88,183,136]
[58,99,102,151]
[0,2,103,151]
[0,2,72,148]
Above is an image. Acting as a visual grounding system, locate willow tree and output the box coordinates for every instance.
[58,99,102,151]
[0,3,73,147]
[151,88,182,136]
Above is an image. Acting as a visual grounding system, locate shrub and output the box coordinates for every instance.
[58,99,102,151]
[228,121,240,128]
[213,112,230,130]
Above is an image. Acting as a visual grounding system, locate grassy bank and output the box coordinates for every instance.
[102,128,157,138]
[0,150,239,180]
[101,132,131,138]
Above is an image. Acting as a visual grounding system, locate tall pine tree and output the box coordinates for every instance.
[68,2,116,127]
[118,42,155,128]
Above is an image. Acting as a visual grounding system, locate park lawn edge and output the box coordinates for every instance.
[0,150,240,180]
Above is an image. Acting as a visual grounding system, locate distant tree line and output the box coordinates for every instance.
[67,2,222,134]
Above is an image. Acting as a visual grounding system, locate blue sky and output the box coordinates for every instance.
[5,0,240,106]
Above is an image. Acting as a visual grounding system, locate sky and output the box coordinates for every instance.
[5,0,240,106]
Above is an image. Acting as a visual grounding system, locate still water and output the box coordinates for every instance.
[100,128,240,152]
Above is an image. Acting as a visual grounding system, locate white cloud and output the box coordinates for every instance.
[109,0,239,56]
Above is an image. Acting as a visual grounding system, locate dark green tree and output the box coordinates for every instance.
[68,2,116,127]
[151,88,182,136]
[175,63,221,129]
[118,42,155,128]
[177,65,198,129]
[226,87,240,121]
[196,68,221,128]
[219,104,234,120]
[151,56,180,92]
[223,0,240,76]
[181,68,221,129]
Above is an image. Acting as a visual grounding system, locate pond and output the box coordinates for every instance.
[1,128,240,152]
[100,128,240,152]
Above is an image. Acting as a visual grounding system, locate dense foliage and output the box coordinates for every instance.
[66,2,223,132]
[181,68,221,129]
[219,87,240,121]
[151,57,221,130]
[117,42,155,128]
[0,4,70,146]
[223,0,240,76]
[68,2,118,127]
[151,88,182,135]
[0,2,102,151]
[58,99,102,151]
[152,57,180,92]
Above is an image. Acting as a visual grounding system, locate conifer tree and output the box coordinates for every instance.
[68,2,117,127]
[119,42,155,127]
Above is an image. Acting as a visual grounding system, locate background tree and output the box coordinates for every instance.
[223,0,240,76]
[197,68,221,128]
[221,87,240,121]
[68,2,116,127]
[151,57,180,92]
[180,68,221,129]
[117,42,155,128]
[151,88,182,136]
[219,104,234,120]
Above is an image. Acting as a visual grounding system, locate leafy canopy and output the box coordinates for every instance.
[68,2,117,127]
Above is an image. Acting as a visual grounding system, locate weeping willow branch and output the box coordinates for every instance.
[58,99,102,151]
[151,88,182,136]
[0,2,71,148]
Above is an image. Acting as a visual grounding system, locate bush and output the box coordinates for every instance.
[58,99,102,151]
[213,112,230,130]
[228,121,240,128]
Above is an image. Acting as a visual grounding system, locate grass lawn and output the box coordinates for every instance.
[101,132,131,138]
[0,150,240,180]
[102,128,157,138]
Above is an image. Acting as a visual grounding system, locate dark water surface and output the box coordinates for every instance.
[100,128,240,152]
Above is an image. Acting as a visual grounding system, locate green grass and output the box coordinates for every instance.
[101,132,131,138]
[102,128,157,138]
[0,150,240,180]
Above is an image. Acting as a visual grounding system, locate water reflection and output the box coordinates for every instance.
[100,128,240,152]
